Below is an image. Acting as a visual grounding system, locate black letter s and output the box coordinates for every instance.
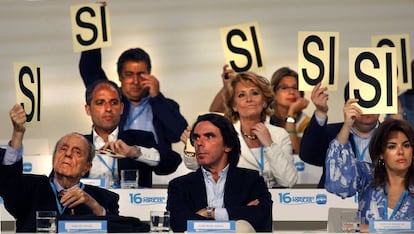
[354,52,381,108]
[302,35,325,85]
[75,7,98,46]
[227,29,252,72]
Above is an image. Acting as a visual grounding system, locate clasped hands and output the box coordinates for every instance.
[59,187,105,216]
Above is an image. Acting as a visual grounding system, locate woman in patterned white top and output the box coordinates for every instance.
[325,118,414,231]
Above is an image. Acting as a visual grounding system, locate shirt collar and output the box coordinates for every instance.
[350,121,379,139]
[92,126,119,149]
[53,177,80,193]
[129,95,150,107]
[201,164,230,179]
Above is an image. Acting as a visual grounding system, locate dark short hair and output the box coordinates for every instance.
[85,80,123,105]
[117,48,152,75]
[190,113,241,167]
[369,118,414,188]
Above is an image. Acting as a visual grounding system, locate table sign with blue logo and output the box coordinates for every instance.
[187,220,236,233]
[369,220,414,233]
[58,220,107,233]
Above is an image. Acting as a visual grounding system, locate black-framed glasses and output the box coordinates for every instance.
[274,86,299,92]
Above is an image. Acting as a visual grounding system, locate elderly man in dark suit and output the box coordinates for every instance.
[167,113,272,233]
[0,104,119,232]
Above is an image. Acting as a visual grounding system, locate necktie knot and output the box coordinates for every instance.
[58,190,66,199]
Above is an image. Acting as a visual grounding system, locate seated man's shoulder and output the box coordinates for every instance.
[168,171,198,186]
[85,184,119,200]
[120,129,154,138]
[119,130,156,147]
[327,122,344,129]
[232,167,260,177]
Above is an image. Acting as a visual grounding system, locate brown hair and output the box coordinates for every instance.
[224,71,273,123]
[369,118,414,188]
[270,67,304,97]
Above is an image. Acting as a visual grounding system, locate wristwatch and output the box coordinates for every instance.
[206,207,215,219]
[286,116,296,124]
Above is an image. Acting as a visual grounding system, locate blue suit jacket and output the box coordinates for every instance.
[79,49,188,151]
[0,159,119,232]
[84,129,182,188]
[167,166,273,232]
[299,114,356,188]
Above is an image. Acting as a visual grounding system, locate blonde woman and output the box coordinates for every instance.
[183,71,297,188]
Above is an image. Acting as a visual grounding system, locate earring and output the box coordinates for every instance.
[378,159,385,167]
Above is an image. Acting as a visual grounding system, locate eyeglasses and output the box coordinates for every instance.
[274,86,299,92]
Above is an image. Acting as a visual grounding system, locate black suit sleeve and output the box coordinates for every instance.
[0,148,5,164]
[299,114,329,166]
[84,185,120,215]
[153,147,182,175]
[225,169,273,232]
[167,173,208,232]
[120,130,182,175]
[79,48,108,87]
[150,93,188,144]
[299,114,343,167]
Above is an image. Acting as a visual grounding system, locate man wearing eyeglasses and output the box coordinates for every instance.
[79,48,188,154]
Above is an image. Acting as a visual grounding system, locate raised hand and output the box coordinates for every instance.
[311,82,329,118]
[251,122,273,147]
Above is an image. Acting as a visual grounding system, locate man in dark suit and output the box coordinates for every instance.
[79,48,188,152]
[167,114,272,233]
[300,83,379,188]
[83,80,181,188]
[0,105,119,232]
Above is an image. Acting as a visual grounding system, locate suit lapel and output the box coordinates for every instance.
[189,169,208,208]
[223,167,242,206]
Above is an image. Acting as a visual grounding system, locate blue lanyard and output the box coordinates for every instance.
[49,179,85,215]
[125,98,149,129]
[353,135,369,161]
[252,145,264,174]
[384,187,408,220]
[97,155,116,180]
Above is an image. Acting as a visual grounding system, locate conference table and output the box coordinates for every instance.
[0,154,358,232]
[111,188,357,222]
[1,188,356,231]
[0,188,359,222]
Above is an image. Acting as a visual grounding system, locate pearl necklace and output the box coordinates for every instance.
[242,131,257,140]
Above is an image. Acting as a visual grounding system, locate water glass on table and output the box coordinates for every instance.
[36,211,57,233]
[340,210,360,233]
[150,210,170,233]
[121,169,139,189]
